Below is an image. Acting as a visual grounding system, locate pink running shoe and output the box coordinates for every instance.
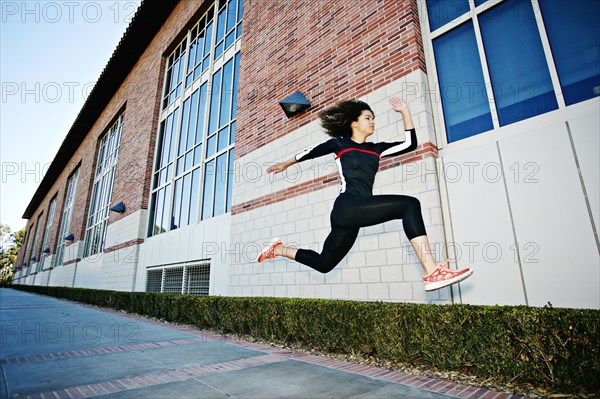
[256,238,283,262]
[423,259,473,291]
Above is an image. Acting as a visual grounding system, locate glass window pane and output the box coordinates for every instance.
[204,22,213,56]
[433,21,493,142]
[186,42,196,87]
[220,59,234,127]
[539,0,600,105]
[218,126,229,152]
[149,192,158,236]
[177,58,186,93]
[216,8,226,43]
[181,172,191,227]
[171,59,180,92]
[195,35,204,65]
[479,0,558,126]
[194,144,203,166]
[202,160,216,220]
[226,0,236,32]
[207,134,217,158]
[177,156,185,176]
[155,170,162,188]
[185,151,193,171]
[178,97,191,157]
[160,116,172,169]
[189,168,200,224]
[230,121,236,145]
[153,189,164,235]
[215,43,224,59]
[225,31,235,51]
[195,83,208,144]
[163,186,171,234]
[188,40,196,71]
[209,69,222,133]
[214,153,227,216]
[168,108,179,163]
[474,0,487,6]
[172,178,182,230]
[155,122,165,173]
[187,90,199,150]
[426,0,470,32]
[237,0,243,21]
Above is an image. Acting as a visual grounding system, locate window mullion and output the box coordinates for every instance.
[470,0,500,130]
[197,2,221,223]
[530,0,566,109]
[165,102,184,233]
[166,33,195,232]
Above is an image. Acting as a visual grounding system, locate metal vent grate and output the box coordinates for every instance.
[145,263,210,296]
[186,264,210,295]
[163,267,184,293]
[146,269,163,292]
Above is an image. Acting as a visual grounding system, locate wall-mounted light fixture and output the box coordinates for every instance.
[279,91,311,118]
[21,262,27,267]
[110,202,126,213]
[42,247,51,254]
[30,256,36,262]
[64,233,75,241]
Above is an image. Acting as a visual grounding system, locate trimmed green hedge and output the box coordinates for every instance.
[9,285,600,392]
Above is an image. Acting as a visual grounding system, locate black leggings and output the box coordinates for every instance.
[295,194,427,273]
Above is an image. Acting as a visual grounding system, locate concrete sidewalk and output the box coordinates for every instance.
[0,288,520,399]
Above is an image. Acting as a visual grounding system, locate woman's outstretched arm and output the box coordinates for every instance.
[389,97,414,130]
[267,158,297,174]
[379,98,418,157]
[266,138,338,174]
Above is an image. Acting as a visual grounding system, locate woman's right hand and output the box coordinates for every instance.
[267,162,288,174]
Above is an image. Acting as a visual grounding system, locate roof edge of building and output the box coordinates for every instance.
[22,0,180,220]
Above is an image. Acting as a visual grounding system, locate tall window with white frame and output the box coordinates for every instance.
[54,169,80,267]
[83,114,124,257]
[22,226,34,274]
[424,0,600,143]
[39,196,57,271]
[30,212,43,270]
[149,0,243,237]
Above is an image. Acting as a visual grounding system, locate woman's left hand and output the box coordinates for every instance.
[389,97,409,113]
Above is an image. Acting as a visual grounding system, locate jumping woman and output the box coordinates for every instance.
[258,97,473,292]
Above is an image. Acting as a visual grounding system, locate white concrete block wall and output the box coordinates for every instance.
[104,210,148,249]
[136,213,232,295]
[62,241,83,264]
[50,264,76,287]
[100,247,139,291]
[230,77,451,303]
[95,209,147,291]
[36,270,50,286]
[74,256,102,289]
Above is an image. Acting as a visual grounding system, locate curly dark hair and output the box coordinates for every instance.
[319,99,374,138]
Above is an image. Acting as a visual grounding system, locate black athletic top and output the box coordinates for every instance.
[295,129,418,197]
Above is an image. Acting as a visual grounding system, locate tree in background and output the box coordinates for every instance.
[0,224,25,285]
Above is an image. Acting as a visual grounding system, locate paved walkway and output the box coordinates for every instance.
[0,288,521,399]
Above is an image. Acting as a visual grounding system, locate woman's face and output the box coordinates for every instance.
[352,110,375,137]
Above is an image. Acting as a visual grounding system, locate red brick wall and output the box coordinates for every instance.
[16,0,210,264]
[236,0,426,158]
[16,0,427,264]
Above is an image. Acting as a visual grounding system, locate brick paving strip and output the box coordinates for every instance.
[0,337,207,366]
[14,303,523,399]
[21,353,287,399]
